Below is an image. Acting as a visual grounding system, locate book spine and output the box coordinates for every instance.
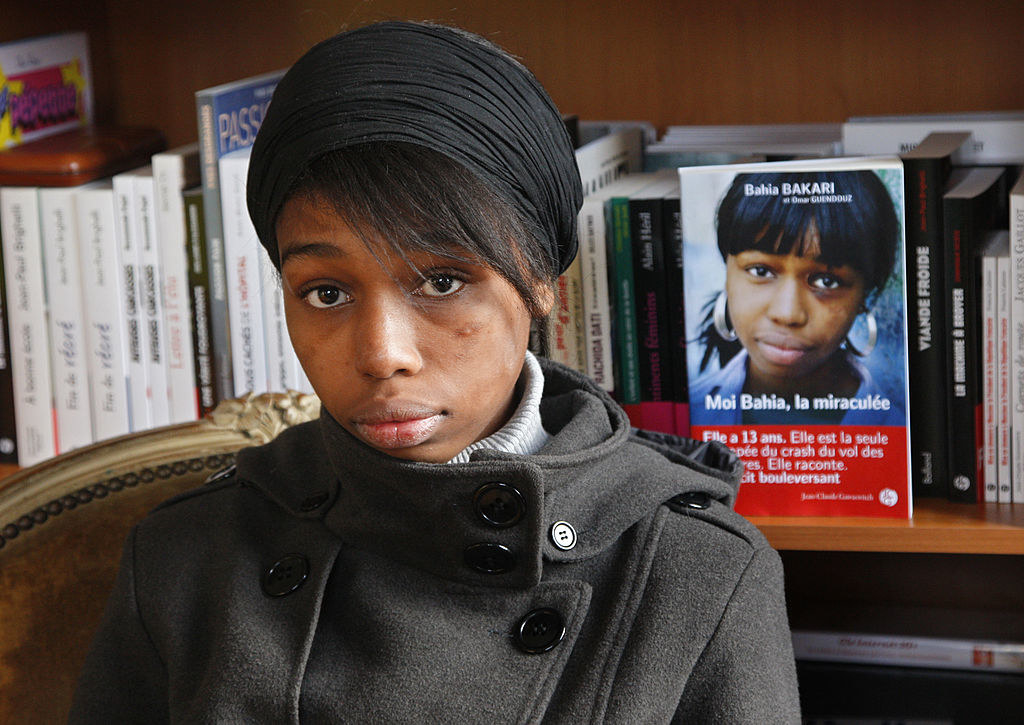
[1011,175,1024,503]
[0,235,17,463]
[152,151,200,423]
[546,257,587,374]
[629,195,674,433]
[662,194,689,438]
[76,186,132,441]
[792,630,1024,674]
[944,196,981,502]
[981,252,998,501]
[577,197,615,393]
[134,174,171,427]
[112,173,152,430]
[39,187,93,452]
[183,187,217,417]
[609,195,639,404]
[0,187,57,465]
[996,253,1012,501]
[260,251,296,393]
[219,152,266,396]
[903,157,950,497]
[196,93,234,402]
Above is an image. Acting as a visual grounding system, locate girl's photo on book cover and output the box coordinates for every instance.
[680,160,911,517]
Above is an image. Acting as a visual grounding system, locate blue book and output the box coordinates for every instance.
[195,69,284,403]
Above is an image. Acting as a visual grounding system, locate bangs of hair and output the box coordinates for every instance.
[716,170,899,296]
[280,142,556,317]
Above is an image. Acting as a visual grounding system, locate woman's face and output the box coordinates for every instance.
[724,247,866,388]
[276,194,548,463]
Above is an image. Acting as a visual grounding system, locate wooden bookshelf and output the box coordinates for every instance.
[752,499,1024,555]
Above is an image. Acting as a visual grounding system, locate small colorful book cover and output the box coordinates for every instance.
[679,157,911,517]
[0,32,91,148]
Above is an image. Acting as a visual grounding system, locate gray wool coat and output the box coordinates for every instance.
[69,360,800,723]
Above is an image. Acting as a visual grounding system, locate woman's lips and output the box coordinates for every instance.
[352,408,445,449]
[755,333,811,367]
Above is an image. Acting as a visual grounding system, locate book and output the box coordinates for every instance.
[195,68,284,402]
[0,236,16,462]
[979,232,1007,502]
[942,167,1006,503]
[0,186,57,465]
[111,168,152,430]
[182,186,217,416]
[1011,169,1024,503]
[661,184,690,438]
[218,147,266,396]
[627,175,679,434]
[995,240,1012,501]
[842,110,1024,165]
[259,250,298,394]
[39,186,93,452]
[132,168,172,427]
[75,181,132,441]
[899,132,970,499]
[573,127,644,196]
[152,144,201,423]
[0,32,92,148]
[680,157,912,517]
[645,122,842,170]
[545,254,587,374]
[792,630,1024,674]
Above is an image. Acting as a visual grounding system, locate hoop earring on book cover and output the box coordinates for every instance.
[712,290,738,342]
[844,308,878,357]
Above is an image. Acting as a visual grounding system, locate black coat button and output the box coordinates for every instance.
[669,491,711,511]
[299,491,329,512]
[514,608,565,654]
[474,482,526,527]
[262,554,309,597]
[464,542,516,574]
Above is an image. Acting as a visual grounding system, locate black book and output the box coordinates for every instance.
[183,187,218,417]
[627,176,678,433]
[943,166,1007,502]
[900,132,970,498]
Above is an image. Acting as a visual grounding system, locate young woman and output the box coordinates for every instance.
[70,22,800,723]
[690,170,904,426]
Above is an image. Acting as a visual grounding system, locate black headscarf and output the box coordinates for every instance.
[246,21,582,274]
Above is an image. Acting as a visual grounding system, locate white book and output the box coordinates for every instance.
[0,187,57,465]
[219,147,266,396]
[75,182,131,441]
[260,253,296,393]
[133,170,171,427]
[980,238,1000,502]
[546,256,586,374]
[842,111,1024,164]
[996,251,1013,502]
[574,128,644,196]
[792,630,1024,674]
[153,144,201,423]
[39,187,93,452]
[1010,170,1024,503]
[112,170,152,430]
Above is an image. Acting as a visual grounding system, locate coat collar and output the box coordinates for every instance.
[236,359,741,590]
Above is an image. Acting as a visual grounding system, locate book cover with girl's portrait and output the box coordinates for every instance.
[680,157,911,517]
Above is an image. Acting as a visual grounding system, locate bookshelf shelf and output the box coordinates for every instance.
[752,499,1024,555]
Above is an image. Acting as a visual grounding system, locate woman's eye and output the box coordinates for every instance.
[745,264,775,280]
[302,285,350,309]
[809,274,842,290]
[417,273,465,298]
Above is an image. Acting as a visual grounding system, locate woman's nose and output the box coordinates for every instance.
[353,300,424,379]
[766,278,808,326]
